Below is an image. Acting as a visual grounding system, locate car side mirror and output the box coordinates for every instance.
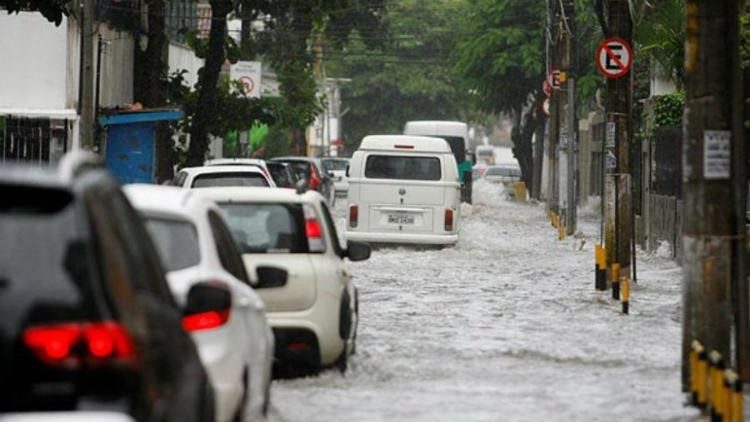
[345,241,371,262]
[256,266,288,288]
[183,281,232,331]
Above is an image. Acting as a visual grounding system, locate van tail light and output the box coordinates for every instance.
[182,309,230,332]
[444,208,454,232]
[303,204,326,252]
[23,321,137,368]
[309,164,321,190]
[349,204,359,228]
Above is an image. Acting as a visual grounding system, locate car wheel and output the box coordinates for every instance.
[233,368,249,422]
[351,288,359,355]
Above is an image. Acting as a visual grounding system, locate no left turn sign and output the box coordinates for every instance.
[596,38,633,79]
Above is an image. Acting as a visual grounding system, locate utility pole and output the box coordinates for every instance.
[562,0,576,236]
[547,0,561,221]
[601,0,632,299]
[79,0,96,150]
[681,0,747,389]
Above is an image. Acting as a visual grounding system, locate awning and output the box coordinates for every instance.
[99,110,184,126]
[0,108,78,120]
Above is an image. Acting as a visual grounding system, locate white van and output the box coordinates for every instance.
[345,135,461,245]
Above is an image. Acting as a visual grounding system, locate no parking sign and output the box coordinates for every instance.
[596,38,633,79]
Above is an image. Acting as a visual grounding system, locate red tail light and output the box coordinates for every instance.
[444,208,454,231]
[303,204,326,252]
[23,321,137,367]
[349,204,359,228]
[182,309,230,332]
[309,164,321,190]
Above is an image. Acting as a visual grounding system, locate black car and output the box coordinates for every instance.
[0,153,214,421]
[268,156,335,205]
[266,161,299,188]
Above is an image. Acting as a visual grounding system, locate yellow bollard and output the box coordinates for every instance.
[611,263,620,301]
[690,341,707,409]
[708,351,725,421]
[558,219,565,241]
[621,275,630,314]
[514,181,527,202]
[595,245,607,291]
[727,370,743,422]
[552,212,558,228]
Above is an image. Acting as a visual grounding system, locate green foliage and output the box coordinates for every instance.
[454,0,545,115]
[262,125,293,158]
[652,91,684,129]
[1,0,69,25]
[742,5,750,70]
[633,0,685,87]
[326,0,475,149]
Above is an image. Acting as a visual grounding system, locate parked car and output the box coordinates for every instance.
[124,184,276,422]
[0,153,214,421]
[172,165,275,188]
[0,411,135,422]
[321,157,350,197]
[194,187,371,375]
[266,161,299,188]
[483,164,521,186]
[268,157,335,205]
[204,158,272,181]
[345,135,461,246]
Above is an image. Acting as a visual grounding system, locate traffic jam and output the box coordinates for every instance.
[1,121,485,421]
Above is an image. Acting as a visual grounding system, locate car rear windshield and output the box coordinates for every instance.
[144,217,201,272]
[267,163,294,188]
[322,159,348,172]
[0,185,97,323]
[283,161,312,181]
[365,155,441,181]
[486,167,521,177]
[217,202,308,253]
[192,172,269,188]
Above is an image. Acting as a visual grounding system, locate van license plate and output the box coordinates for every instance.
[388,214,414,225]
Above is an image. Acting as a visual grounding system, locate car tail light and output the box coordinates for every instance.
[23,321,137,367]
[349,204,358,228]
[182,309,230,332]
[309,164,321,190]
[444,208,454,232]
[303,204,326,252]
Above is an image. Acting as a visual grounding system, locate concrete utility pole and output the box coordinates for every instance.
[79,0,96,150]
[547,0,561,220]
[602,0,632,297]
[562,0,576,236]
[681,0,747,388]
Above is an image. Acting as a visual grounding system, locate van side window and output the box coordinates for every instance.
[364,155,441,181]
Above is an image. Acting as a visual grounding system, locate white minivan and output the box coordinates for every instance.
[345,135,461,245]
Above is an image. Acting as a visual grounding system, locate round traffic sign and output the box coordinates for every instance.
[596,38,633,79]
[238,76,255,94]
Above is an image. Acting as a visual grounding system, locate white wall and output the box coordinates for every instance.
[168,42,204,88]
[98,26,134,107]
[0,12,72,112]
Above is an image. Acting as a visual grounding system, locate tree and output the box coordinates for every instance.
[326,0,476,150]
[1,0,69,25]
[454,0,546,185]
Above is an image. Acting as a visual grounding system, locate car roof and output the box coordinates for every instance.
[192,186,324,204]
[204,158,267,167]
[358,135,452,153]
[123,183,212,221]
[403,120,468,137]
[0,163,65,189]
[270,156,321,164]
[179,165,267,175]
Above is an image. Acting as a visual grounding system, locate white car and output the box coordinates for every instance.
[346,135,461,245]
[124,184,275,422]
[483,164,521,185]
[195,187,371,374]
[172,165,276,188]
[321,157,350,196]
[204,158,272,180]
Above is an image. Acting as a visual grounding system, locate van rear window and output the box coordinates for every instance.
[365,155,441,181]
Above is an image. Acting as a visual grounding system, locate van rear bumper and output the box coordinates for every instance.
[345,231,458,245]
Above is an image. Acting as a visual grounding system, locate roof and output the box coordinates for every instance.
[180,165,267,176]
[204,158,267,167]
[123,184,207,220]
[357,135,452,154]
[192,186,324,204]
[403,121,468,138]
[98,110,184,126]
